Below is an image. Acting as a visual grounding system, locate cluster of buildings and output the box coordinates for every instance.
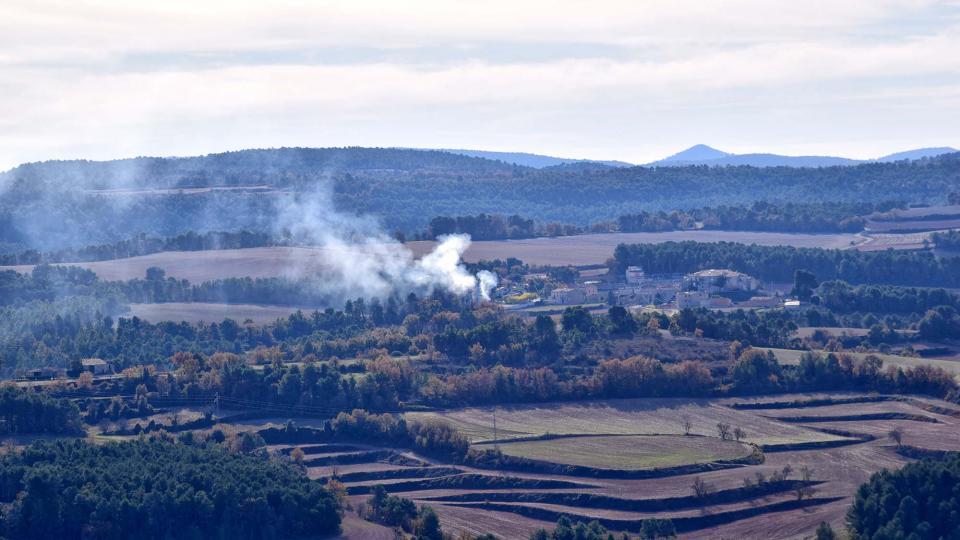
[496,261,804,314]
[21,358,113,381]
[536,265,802,311]
[676,269,760,308]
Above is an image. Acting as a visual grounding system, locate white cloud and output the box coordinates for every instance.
[0,0,958,168]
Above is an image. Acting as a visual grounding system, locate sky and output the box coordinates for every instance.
[1,0,959,169]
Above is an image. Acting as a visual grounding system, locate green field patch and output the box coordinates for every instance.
[486,434,752,471]
[407,398,847,446]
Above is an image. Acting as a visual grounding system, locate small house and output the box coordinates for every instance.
[81,358,112,375]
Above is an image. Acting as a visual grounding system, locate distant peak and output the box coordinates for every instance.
[660,144,732,163]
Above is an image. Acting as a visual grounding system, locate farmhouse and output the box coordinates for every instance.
[683,269,759,294]
[81,358,112,375]
[548,287,587,305]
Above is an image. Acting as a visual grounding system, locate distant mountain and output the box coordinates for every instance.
[653,144,732,164]
[875,147,958,163]
[437,149,633,168]
[646,144,958,168]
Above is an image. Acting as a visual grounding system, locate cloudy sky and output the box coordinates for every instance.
[1,0,959,169]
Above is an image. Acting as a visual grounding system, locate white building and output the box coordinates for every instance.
[625,266,645,285]
[683,269,759,294]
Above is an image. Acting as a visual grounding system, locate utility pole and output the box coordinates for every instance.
[213,392,219,416]
[492,406,498,448]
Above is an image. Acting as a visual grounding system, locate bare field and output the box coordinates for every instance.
[1,246,342,282]
[866,220,960,233]
[299,392,960,539]
[793,326,870,339]
[488,434,752,470]
[126,302,301,323]
[411,230,864,266]
[1,230,868,282]
[857,230,944,251]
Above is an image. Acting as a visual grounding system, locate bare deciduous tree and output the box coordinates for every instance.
[796,465,816,500]
[680,414,693,436]
[733,427,746,442]
[692,476,713,501]
[889,427,904,448]
[716,422,732,440]
[771,464,792,483]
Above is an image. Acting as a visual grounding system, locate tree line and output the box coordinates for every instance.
[613,241,960,287]
[616,201,900,234]
[0,230,278,266]
[932,229,960,250]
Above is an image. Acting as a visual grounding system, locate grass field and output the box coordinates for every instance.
[406,398,845,445]
[762,347,960,377]
[126,302,302,323]
[487,434,752,470]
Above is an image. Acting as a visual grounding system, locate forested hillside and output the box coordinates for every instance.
[0,439,341,539]
[2,148,959,252]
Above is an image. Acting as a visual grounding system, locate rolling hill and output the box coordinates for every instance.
[646,144,957,168]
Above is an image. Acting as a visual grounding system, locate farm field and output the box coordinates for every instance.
[409,230,866,266]
[857,230,944,250]
[406,398,848,446]
[292,392,960,539]
[485,434,753,470]
[762,347,960,377]
[1,230,869,281]
[865,205,960,233]
[793,326,870,339]
[126,302,301,323]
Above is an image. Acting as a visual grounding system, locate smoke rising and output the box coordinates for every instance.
[275,187,497,303]
[0,149,499,306]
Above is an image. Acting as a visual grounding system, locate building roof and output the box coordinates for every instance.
[690,269,751,278]
[81,358,108,366]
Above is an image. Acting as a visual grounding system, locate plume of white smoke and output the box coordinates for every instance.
[0,149,498,305]
[274,187,497,304]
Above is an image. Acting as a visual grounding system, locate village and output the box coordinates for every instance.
[497,264,803,315]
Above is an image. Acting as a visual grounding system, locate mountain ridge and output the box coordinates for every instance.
[646,144,958,168]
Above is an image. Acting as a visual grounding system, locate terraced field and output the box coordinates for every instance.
[485,434,752,470]
[268,392,960,539]
[406,398,849,445]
